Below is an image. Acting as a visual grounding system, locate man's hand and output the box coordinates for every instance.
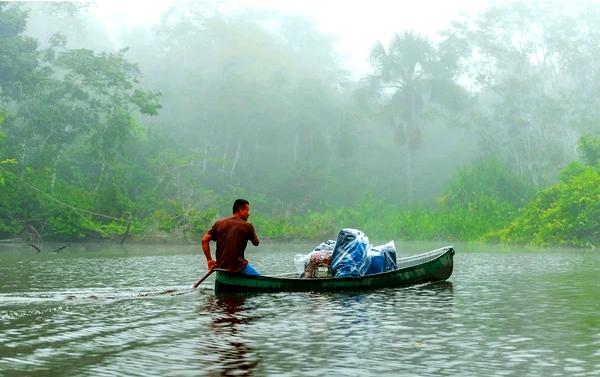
[207,259,217,270]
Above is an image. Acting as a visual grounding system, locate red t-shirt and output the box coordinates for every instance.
[208,216,259,272]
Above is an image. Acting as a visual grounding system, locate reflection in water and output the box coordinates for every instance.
[201,293,261,376]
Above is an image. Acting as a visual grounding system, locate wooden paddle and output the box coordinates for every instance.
[192,268,215,288]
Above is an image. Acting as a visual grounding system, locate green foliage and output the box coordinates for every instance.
[2,1,600,249]
[500,165,600,247]
[152,199,218,237]
[0,168,87,239]
[94,182,131,218]
[0,3,41,102]
[0,166,20,235]
[0,113,17,186]
[0,4,162,241]
[577,135,600,167]
[557,161,588,183]
[248,160,531,243]
[439,158,533,209]
[253,211,334,240]
[498,135,600,247]
[0,165,144,240]
[428,158,530,240]
[0,158,16,187]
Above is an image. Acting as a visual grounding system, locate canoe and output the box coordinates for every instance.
[214,246,455,293]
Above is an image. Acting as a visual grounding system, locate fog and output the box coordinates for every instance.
[2,1,600,242]
[21,1,483,203]
[88,1,485,76]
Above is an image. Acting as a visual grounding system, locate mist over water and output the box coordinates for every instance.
[1,243,599,376]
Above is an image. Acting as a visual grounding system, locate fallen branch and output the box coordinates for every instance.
[53,245,67,252]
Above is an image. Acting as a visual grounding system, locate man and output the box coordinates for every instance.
[202,199,261,275]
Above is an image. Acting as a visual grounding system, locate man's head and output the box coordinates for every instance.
[232,199,251,221]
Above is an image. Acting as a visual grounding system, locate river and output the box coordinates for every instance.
[0,241,599,376]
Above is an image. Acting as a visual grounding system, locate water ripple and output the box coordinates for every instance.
[1,245,599,376]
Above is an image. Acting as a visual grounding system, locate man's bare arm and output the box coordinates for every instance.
[201,233,216,269]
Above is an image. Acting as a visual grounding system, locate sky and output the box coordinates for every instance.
[90,0,487,75]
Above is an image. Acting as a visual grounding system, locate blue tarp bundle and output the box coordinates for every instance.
[365,241,397,275]
[330,228,370,278]
[366,251,384,275]
[297,230,398,279]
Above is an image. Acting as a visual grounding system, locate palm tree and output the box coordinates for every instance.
[365,31,463,204]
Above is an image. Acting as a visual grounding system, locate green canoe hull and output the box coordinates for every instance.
[214,246,455,293]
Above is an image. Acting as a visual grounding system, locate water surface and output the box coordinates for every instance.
[1,241,599,376]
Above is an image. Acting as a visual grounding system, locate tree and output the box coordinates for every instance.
[126,6,355,208]
[0,3,162,239]
[0,3,41,103]
[441,2,600,185]
[365,31,464,204]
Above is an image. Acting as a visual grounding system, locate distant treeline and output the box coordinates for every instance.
[0,2,599,247]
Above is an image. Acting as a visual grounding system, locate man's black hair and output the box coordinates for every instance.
[232,199,250,213]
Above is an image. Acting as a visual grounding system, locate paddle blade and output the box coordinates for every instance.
[192,269,215,288]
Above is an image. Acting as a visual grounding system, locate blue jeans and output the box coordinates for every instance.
[241,263,261,276]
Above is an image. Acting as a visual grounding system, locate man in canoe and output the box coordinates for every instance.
[202,199,261,275]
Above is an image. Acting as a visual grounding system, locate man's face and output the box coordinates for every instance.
[238,204,250,221]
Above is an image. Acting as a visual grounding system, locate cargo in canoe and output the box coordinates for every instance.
[214,246,455,293]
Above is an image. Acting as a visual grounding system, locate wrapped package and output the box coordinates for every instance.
[366,248,384,275]
[366,241,397,275]
[313,240,336,252]
[304,250,333,278]
[379,241,398,271]
[330,228,370,278]
[294,240,336,278]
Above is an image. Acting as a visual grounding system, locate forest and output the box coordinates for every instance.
[0,2,599,247]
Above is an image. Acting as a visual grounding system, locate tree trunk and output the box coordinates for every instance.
[50,145,64,194]
[230,137,241,178]
[221,126,230,172]
[94,156,106,194]
[39,129,54,162]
